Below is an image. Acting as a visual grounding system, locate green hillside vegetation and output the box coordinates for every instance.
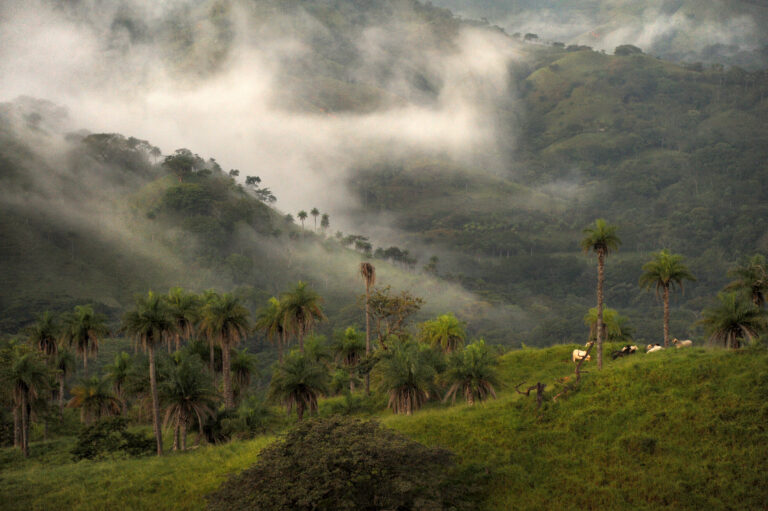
[2,345,766,510]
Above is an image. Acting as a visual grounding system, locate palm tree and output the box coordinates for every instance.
[4,349,50,457]
[122,291,178,456]
[442,340,499,406]
[375,340,436,415]
[310,207,320,231]
[583,307,634,344]
[699,292,767,349]
[281,281,326,352]
[105,352,132,415]
[200,293,250,409]
[360,262,375,394]
[67,376,122,425]
[725,254,768,307]
[580,219,621,369]
[230,348,258,401]
[297,210,308,230]
[639,249,696,347]
[331,327,366,393]
[26,311,59,360]
[320,213,330,233]
[165,287,201,352]
[268,350,328,421]
[419,313,466,353]
[54,349,76,417]
[60,305,109,374]
[199,290,221,380]
[255,297,287,362]
[161,356,218,451]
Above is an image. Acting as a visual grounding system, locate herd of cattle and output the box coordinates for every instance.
[572,338,693,364]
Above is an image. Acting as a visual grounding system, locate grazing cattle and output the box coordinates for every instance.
[572,349,591,363]
[672,338,693,348]
[611,344,638,360]
[646,344,663,353]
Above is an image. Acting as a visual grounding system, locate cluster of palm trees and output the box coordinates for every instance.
[581,219,767,367]
[294,208,330,233]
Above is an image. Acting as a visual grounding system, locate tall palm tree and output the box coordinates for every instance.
[5,349,50,457]
[419,313,466,353]
[200,293,250,409]
[584,307,634,343]
[230,348,258,401]
[161,356,218,451]
[255,297,287,362]
[165,287,201,352]
[580,219,621,369]
[639,249,696,346]
[375,340,436,416]
[105,352,132,415]
[200,290,221,379]
[297,210,308,230]
[281,281,326,353]
[360,262,375,394]
[442,340,499,406]
[320,213,330,233]
[54,349,76,417]
[700,292,767,349]
[122,291,177,456]
[725,254,768,307]
[310,207,320,231]
[331,327,365,393]
[26,311,59,361]
[67,376,122,425]
[61,305,109,374]
[268,350,328,421]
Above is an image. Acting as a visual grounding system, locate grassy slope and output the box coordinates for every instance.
[2,345,766,510]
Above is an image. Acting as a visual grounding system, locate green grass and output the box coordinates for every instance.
[2,345,767,510]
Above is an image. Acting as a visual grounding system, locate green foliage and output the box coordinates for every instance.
[71,417,154,460]
[375,338,437,415]
[419,313,467,353]
[207,417,485,511]
[639,249,696,296]
[584,306,634,342]
[699,292,767,348]
[442,340,499,405]
[267,350,329,421]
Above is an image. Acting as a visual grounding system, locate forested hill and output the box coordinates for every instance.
[1,0,768,348]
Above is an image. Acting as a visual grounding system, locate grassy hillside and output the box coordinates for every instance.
[2,345,766,510]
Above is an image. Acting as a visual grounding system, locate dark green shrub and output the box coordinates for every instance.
[207,417,487,511]
[71,417,154,460]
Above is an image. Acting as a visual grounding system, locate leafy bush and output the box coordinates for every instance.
[207,417,487,511]
[71,417,154,460]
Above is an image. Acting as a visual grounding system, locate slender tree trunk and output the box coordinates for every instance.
[209,339,216,387]
[297,402,304,421]
[173,423,180,451]
[175,334,181,352]
[21,393,29,458]
[59,375,65,418]
[13,405,21,448]
[83,353,88,377]
[148,346,163,456]
[596,250,605,370]
[467,392,475,406]
[180,413,187,451]
[350,376,355,394]
[663,285,670,347]
[365,284,371,395]
[298,327,304,352]
[278,330,285,363]
[222,343,234,409]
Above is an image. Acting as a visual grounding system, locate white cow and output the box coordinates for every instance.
[572,349,591,363]
[646,344,664,353]
[672,338,693,348]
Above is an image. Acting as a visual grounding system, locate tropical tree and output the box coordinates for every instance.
[161,356,218,451]
[230,348,258,400]
[310,207,320,231]
[331,327,366,393]
[255,297,287,361]
[419,313,466,353]
[3,348,50,457]
[67,376,122,425]
[122,291,178,455]
[375,339,436,415]
[281,281,326,352]
[700,292,767,349]
[60,305,109,374]
[583,307,634,343]
[268,351,329,421]
[320,213,330,233]
[580,219,621,369]
[105,352,132,415]
[360,263,375,394]
[200,293,250,409]
[54,349,76,416]
[26,311,59,360]
[725,254,768,307]
[639,249,696,347]
[442,340,499,405]
[297,210,308,230]
[199,290,221,379]
[165,287,201,352]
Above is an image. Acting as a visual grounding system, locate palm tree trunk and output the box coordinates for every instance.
[173,422,180,451]
[83,353,88,377]
[21,393,29,457]
[365,284,371,395]
[13,405,21,448]
[298,326,304,352]
[297,401,304,421]
[596,250,605,370]
[209,339,216,386]
[663,285,670,347]
[222,343,234,409]
[278,330,285,363]
[58,375,65,418]
[148,346,163,456]
[180,412,187,451]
